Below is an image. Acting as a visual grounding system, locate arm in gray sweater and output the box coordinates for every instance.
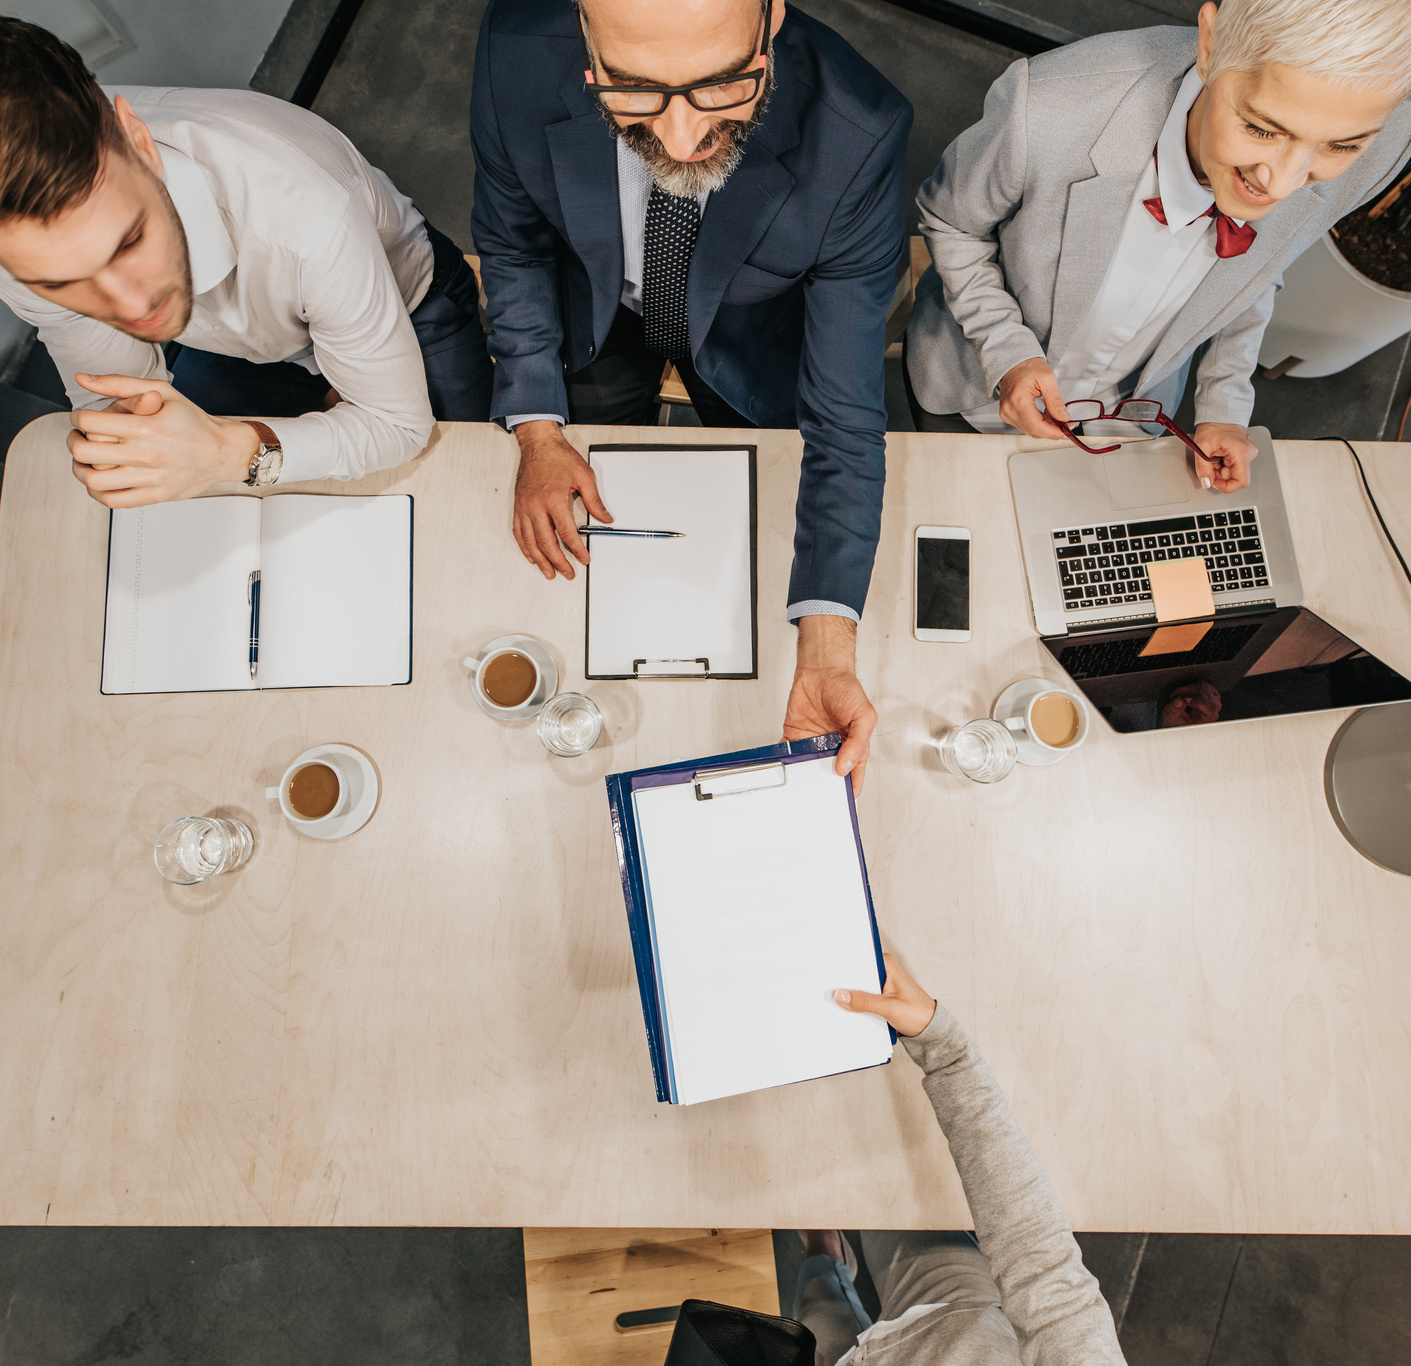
[900,1004,1127,1366]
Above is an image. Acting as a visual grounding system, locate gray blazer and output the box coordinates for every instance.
[906,27,1411,424]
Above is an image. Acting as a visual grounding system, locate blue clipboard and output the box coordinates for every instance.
[605,733,895,1104]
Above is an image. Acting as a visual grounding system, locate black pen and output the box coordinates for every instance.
[248,570,261,681]
[575,526,685,538]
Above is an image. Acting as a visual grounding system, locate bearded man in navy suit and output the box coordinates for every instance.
[471,0,912,792]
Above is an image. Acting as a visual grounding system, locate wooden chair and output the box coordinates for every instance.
[656,362,694,424]
[463,253,490,321]
[885,235,931,361]
[523,1227,780,1366]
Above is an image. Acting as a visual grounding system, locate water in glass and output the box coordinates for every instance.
[154,816,255,884]
[936,718,1018,783]
[536,692,604,757]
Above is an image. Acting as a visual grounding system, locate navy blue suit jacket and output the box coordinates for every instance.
[470,0,912,617]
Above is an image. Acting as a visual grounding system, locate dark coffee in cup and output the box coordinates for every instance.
[289,762,340,819]
[482,650,537,708]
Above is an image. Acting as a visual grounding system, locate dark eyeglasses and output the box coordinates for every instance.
[1055,398,1206,461]
[583,0,771,116]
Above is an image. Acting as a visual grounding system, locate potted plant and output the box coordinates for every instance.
[1257,161,1411,394]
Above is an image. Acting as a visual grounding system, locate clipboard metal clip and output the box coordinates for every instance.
[693,761,786,802]
[634,658,710,678]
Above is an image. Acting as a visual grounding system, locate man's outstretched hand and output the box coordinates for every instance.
[782,614,877,797]
[835,952,937,1038]
[512,421,612,580]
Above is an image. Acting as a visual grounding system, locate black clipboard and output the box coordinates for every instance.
[583,443,758,681]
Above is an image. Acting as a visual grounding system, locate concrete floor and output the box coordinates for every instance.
[0,1227,530,1366]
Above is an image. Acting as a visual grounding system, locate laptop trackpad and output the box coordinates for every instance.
[1103,438,1195,511]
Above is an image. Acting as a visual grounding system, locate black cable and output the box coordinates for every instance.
[1322,436,1411,588]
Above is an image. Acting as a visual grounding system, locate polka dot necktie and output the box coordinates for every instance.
[642,186,700,361]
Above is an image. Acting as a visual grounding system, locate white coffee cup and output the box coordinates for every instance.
[1003,687,1090,755]
[265,755,352,828]
[463,635,556,719]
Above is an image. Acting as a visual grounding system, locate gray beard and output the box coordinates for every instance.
[609,62,772,197]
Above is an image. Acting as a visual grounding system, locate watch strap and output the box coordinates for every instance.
[246,420,280,451]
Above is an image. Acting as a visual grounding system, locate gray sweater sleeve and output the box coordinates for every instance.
[901,1006,1127,1366]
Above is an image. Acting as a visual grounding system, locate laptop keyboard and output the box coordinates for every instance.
[1052,508,1270,613]
[1057,622,1264,679]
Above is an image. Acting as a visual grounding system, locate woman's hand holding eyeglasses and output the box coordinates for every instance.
[1192,422,1257,493]
[998,358,1072,441]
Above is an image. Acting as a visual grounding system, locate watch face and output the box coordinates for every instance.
[255,448,284,486]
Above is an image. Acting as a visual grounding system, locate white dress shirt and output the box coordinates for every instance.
[964,66,1234,433]
[0,86,436,484]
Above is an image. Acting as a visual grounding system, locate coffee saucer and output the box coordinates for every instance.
[281,743,380,840]
[991,678,1069,767]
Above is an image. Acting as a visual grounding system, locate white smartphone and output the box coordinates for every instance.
[914,525,971,642]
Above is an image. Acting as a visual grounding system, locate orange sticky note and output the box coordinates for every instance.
[1146,557,1215,623]
[1139,620,1213,657]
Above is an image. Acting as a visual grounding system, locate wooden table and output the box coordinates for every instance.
[2,416,1409,1232]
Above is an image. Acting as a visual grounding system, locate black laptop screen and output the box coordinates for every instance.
[1043,607,1411,733]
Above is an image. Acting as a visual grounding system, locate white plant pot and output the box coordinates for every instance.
[1257,231,1411,378]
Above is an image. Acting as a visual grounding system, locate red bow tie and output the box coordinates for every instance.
[1143,195,1257,258]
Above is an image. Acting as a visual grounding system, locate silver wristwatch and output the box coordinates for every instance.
[244,421,284,487]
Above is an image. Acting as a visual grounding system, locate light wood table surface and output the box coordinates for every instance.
[2,415,1409,1232]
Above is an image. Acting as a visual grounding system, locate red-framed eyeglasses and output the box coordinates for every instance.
[1055,398,1205,462]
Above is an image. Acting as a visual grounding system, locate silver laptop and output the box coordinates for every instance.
[1009,427,1300,638]
[1009,428,1411,732]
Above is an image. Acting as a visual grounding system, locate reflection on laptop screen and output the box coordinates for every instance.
[1043,607,1411,733]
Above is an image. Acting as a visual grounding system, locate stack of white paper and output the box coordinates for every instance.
[631,755,892,1105]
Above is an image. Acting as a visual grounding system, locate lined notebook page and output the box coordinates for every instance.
[632,756,891,1105]
[587,448,753,676]
[257,495,411,689]
[102,498,260,695]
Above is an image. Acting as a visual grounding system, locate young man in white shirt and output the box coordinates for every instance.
[904,0,1411,492]
[0,19,491,504]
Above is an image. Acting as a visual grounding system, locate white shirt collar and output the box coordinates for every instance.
[1154,66,1224,231]
[159,144,236,295]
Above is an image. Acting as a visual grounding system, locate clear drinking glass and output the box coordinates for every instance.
[536,692,604,757]
[936,718,1018,784]
[153,816,254,884]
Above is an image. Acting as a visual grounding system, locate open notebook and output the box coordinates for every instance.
[101,494,412,694]
[607,738,894,1105]
[585,445,756,679]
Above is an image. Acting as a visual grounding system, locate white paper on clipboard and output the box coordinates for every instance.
[630,754,892,1105]
[585,446,755,678]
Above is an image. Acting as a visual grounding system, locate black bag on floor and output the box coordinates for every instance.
[663,1299,815,1366]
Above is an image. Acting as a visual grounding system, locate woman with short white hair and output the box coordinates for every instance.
[904,0,1411,494]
